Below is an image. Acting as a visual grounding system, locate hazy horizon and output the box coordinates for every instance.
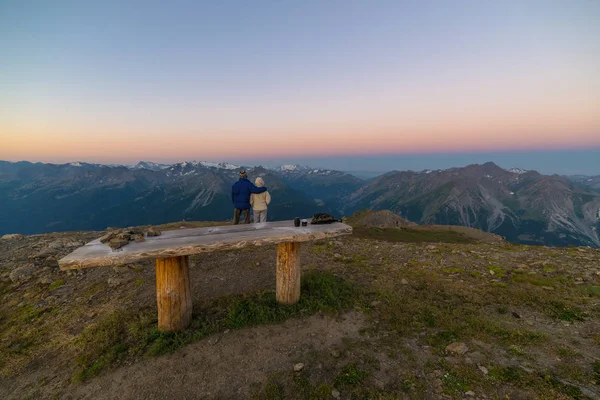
[3,148,599,176]
[2,1,599,164]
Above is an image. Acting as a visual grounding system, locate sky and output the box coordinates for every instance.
[1,0,599,173]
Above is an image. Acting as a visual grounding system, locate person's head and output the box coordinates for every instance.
[239,169,248,179]
[254,177,265,187]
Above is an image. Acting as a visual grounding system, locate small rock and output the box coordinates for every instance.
[401,278,409,285]
[541,286,554,291]
[511,312,521,319]
[330,349,340,358]
[427,245,437,250]
[465,390,475,397]
[9,264,36,283]
[256,262,260,266]
[293,363,304,372]
[146,227,161,237]
[107,277,123,287]
[108,238,129,250]
[48,240,65,249]
[370,300,381,307]
[38,276,53,285]
[444,356,460,365]
[1,234,24,240]
[464,351,486,365]
[333,253,342,259]
[132,234,145,243]
[488,269,495,275]
[99,232,116,243]
[112,265,129,273]
[575,277,583,282]
[445,342,468,356]
[333,240,344,247]
[331,389,340,398]
[224,329,230,334]
[478,365,489,375]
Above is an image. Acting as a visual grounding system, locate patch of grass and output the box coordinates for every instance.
[469,270,482,278]
[543,374,584,398]
[334,363,369,387]
[488,265,507,278]
[48,280,65,291]
[546,301,588,322]
[512,274,561,287]
[508,344,526,356]
[292,374,333,400]
[440,369,471,396]
[556,346,581,359]
[311,244,329,254]
[72,310,131,382]
[542,265,555,273]
[489,366,524,384]
[351,226,476,244]
[226,271,357,328]
[441,267,462,274]
[593,361,600,385]
[135,278,143,287]
[72,271,359,381]
[586,286,600,297]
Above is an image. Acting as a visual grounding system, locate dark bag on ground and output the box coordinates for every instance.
[310,213,342,225]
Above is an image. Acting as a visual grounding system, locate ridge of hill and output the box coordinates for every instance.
[0,221,599,399]
[345,162,600,248]
[1,160,599,248]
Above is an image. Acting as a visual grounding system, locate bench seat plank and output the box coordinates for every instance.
[58,221,352,270]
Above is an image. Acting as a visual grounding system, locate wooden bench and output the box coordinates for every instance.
[58,221,352,332]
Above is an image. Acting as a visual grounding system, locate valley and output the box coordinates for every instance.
[1,160,599,248]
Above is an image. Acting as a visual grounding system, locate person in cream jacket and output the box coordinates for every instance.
[250,177,271,223]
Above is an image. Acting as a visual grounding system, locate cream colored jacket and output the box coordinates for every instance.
[250,191,271,211]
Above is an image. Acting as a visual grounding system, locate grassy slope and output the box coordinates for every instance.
[1,224,599,399]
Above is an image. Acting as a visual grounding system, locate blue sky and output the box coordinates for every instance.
[1,0,599,174]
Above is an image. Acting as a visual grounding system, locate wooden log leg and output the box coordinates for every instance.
[156,256,192,332]
[276,242,301,304]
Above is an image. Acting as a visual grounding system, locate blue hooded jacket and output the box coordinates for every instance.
[232,178,267,210]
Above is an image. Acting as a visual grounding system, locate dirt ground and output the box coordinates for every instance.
[1,224,599,399]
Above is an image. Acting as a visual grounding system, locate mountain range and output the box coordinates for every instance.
[1,160,599,247]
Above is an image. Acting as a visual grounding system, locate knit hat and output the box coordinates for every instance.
[239,169,248,178]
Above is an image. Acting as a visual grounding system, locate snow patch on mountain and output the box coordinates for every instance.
[508,168,528,174]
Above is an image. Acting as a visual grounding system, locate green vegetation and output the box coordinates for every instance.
[512,273,563,287]
[72,271,359,381]
[586,286,600,297]
[546,301,588,322]
[351,226,476,244]
[334,363,369,387]
[488,265,507,278]
[48,280,65,291]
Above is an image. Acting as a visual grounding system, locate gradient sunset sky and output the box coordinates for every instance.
[1,0,599,172]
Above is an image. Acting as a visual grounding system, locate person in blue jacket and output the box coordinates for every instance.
[232,169,268,224]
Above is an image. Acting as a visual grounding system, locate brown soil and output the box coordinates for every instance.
[1,224,599,399]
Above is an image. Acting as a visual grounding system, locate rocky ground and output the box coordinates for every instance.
[0,221,599,399]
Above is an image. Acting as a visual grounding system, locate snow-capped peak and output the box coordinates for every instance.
[68,162,83,167]
[199,161,240,170]
[508,168,527,174]
[132,161,171,171]
[170,160,241,171]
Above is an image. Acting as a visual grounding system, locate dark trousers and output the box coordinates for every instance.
[233,208,251,224]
